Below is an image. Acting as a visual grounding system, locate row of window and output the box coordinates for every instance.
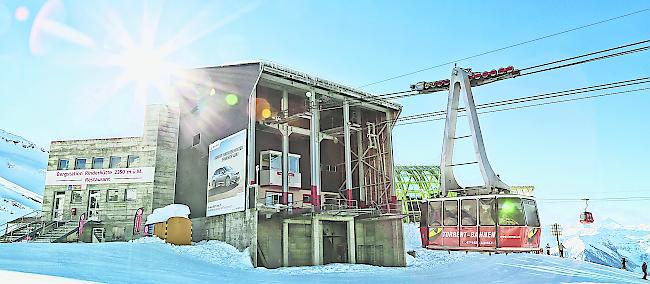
[57,155,140,170]
[427,198,540,227]
[70,189,137,203]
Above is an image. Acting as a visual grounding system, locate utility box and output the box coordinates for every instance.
[152,217,192,245]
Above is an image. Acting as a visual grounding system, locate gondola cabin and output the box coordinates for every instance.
[580,211,594,224]
[419,194,541,252]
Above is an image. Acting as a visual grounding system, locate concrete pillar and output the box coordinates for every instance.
[343,101,353,208]
[347,219,356,264]
[356,111,366,207]
[308,91,321,211]
[282,221,289,267]
[281,89,290,205]
[311,217,322,265]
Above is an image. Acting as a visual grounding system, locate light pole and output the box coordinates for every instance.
[550,223,563,257]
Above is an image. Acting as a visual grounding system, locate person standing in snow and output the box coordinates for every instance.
[621,257,627,270]
[545,243,551,255]
[558,243,565,258]
[641,261,646,280]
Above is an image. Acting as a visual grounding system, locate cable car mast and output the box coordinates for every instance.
[411,66,520,197]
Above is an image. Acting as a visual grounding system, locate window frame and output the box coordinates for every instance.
[109,156,121,168]
[74,158,87,170]
[428,201,443,226]
[57,159,69,170]
[92,157,105,169]
[71,190,83,204]
[497,197,526,226]
[523,199,540,227]
[479,198,497,226]
[125,189,137,201]
[107,189,120,202]
[443,200,459,226]
[461,199,478,226]
[126,155,140,168]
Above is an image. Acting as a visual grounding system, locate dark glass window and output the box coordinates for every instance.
[428,201,443,226]
[192,133,201,147]
[479,198,496,226]
[92,157,104,169]
[498,197,526,226]
[127,155,140,168]
[523,199,540,227]
[461,199,478,226]
[107,189,120,202]
[109,156,121,168]
[74,158,87,170]
[443,200,458,226]
[71,191,83,203]
[57,159,69,170]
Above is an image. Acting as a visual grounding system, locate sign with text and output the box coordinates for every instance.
[206,129,247,217]
[45,167,155,186]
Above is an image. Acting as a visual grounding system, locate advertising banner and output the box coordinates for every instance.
[206,129,247,217]
[45,167,155,186]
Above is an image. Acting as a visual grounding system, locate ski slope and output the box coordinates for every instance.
[0,225,645,284]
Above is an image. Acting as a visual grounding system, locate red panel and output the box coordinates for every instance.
[499,227,526,247]
[478,226,496,247]
[460,226,478,247]
[442,227,459,247]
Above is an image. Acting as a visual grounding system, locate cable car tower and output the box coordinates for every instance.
[412,66,542,252]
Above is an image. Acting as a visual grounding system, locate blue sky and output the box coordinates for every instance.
[0,0,649,226]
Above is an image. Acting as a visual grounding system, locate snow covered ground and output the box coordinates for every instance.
[542,218,650,271]
[0,224,646,284]
[0,129,46,232]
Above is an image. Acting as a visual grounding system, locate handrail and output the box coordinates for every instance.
[1,209,41,234]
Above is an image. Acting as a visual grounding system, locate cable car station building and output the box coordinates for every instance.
[36,61,405,268]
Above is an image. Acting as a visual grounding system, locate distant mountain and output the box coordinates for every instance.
[542,219,650,272]
[0,129,47,228]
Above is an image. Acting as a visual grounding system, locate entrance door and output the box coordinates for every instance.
[87,190,100,221]
[52,192,65,221]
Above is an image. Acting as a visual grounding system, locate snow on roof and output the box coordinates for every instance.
[145,204,190,225]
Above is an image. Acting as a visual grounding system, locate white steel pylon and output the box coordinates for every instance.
[440,67,509,196]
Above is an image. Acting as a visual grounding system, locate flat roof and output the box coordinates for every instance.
[199,60,402,112]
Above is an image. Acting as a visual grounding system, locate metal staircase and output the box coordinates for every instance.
[30,221,79,243]
[1,210,79,243]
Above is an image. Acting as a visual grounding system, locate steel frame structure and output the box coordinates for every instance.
[394,165,441,223]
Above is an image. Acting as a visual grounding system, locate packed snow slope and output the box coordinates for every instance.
[0,225,646,284]
[0,129,47,228]
[542,218,650,271]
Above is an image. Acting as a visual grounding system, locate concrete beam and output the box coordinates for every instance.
[311,218,322,265]
[282,221,289,267]
[347,220,356,264]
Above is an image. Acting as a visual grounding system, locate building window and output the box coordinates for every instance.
[127,155,140,168]
[92,157,104,169]
[125,189,137,201]
[109,156,121,168]
[57,159,69,170]
[107,189,120,202]
[302,194,311,204]
[192,133,201,147]
[71,191,83,203]
[74,158,87,170]
[289,156,299,173]
[265,192,281,206]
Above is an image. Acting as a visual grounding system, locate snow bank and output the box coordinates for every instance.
[145,204,190,225]
[402,223,479,268]
[171,240,253,269]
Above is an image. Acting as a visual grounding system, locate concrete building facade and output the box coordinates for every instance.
[42,105,179,242]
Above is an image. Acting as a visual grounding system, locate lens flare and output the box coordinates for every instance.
[261,108,271,119]
[15,6,29,21]
[225,94,238,105]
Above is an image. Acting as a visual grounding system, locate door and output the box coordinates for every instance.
[87,190,100,221]
[52,192,65,221]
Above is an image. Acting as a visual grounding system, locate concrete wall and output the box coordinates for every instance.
[191,209,257,251]
[355,215,406,267]
[175,63,261,218]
